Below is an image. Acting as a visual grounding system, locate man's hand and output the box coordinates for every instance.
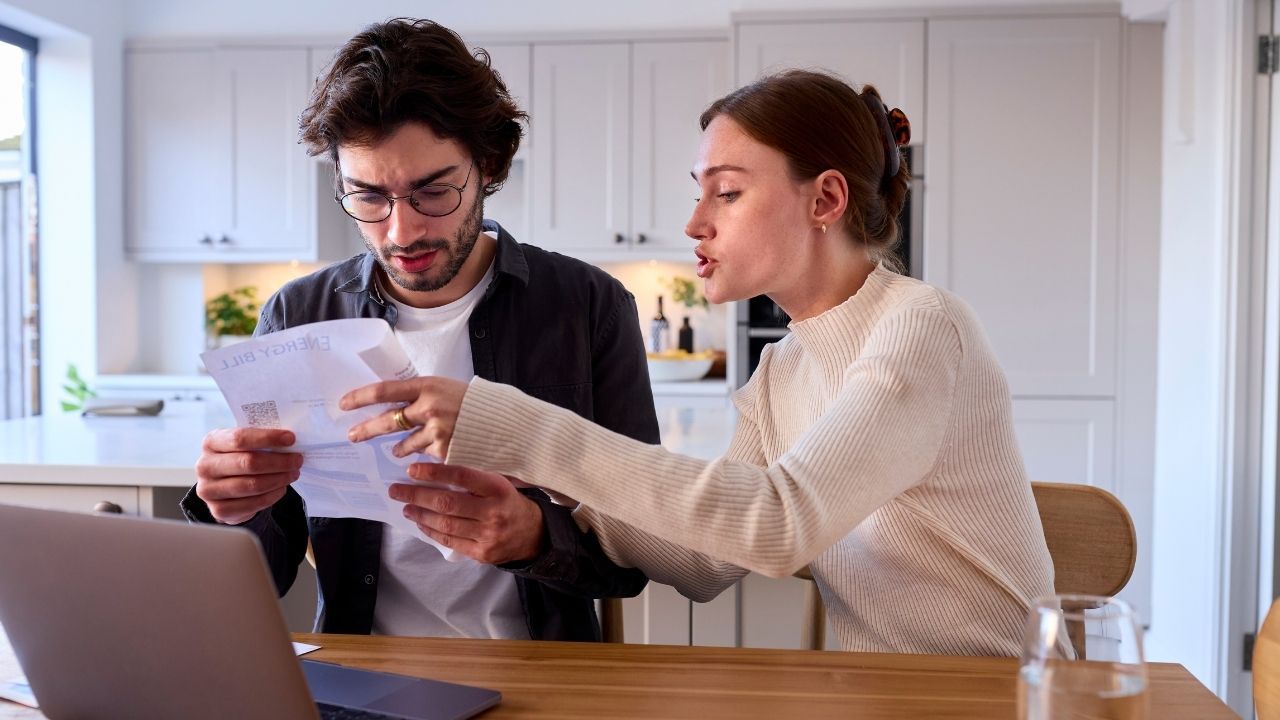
[390,463,544,565]
[194,428,304,525]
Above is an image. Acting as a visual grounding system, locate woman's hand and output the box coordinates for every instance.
[340,376,468,459]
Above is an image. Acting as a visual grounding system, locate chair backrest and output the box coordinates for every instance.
[1256,598,1280,720]
[795,481,1138,652]
[1031,482,1136,598]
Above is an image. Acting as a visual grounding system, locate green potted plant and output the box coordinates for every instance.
[205,286,259,349]
[666,275,709,311]
[60,363,96,412]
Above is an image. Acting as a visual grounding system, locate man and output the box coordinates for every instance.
[182,18,656,642]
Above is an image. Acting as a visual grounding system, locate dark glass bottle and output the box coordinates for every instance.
[678,316,694,353]
[650,296,670,352]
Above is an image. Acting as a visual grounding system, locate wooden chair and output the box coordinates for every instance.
[600,597,626,643]
[1256,598,1280,720]
[795,482,1138,655]
[310,542,634,643]
[793,564,827,650]
[1249,599,1280,717]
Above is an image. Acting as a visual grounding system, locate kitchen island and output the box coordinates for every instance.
[0,391,735,515]
[0,391,735,635]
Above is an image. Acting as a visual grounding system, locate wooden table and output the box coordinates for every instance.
[0,633,1239,719]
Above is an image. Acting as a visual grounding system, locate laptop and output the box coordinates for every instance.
[0,503,501,720]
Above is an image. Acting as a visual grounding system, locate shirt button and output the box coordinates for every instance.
[363,574,375,585]
[473,328,487,339]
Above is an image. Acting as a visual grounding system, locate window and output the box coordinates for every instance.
[0,24,37,419]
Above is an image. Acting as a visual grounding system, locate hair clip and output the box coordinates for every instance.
[887,108,911,148]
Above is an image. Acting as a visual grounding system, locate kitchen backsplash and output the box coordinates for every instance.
[129,255,726,377]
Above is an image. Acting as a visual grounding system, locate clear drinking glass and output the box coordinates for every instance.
[1017,594,1148,720]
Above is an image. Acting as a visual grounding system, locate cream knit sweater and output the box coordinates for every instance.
[448,265,1056,656]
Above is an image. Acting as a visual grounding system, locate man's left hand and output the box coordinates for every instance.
[389,463,544,565]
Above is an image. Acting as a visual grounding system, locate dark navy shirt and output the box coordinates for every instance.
[182,220,657,641]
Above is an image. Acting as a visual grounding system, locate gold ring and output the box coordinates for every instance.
[392,407,412,432]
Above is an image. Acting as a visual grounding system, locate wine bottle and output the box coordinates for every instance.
[650,296,670,352]
[678,316,694,353]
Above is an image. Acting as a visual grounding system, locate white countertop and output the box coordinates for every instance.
[98,373,732,399]
[0,401,232,487]
[0,397,736,488]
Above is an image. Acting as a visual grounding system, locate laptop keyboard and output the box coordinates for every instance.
[316,702,401,720]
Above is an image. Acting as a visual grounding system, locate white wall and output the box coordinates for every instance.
[1127,0,1256,711]
[0,0,130,411]
[120,0,1117,37]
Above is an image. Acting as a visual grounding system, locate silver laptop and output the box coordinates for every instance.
[0,503,501,720]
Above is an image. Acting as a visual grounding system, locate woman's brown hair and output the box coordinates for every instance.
[699,70,911,270]
[299,18,527,198]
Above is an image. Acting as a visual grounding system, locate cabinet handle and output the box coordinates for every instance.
[218,235,232,245]
[93,501,123,514]
[614,233,626,244]
[637,233,648,244]
[199,235,213,245]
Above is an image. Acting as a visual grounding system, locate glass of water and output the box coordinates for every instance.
[1017,594,1148,720]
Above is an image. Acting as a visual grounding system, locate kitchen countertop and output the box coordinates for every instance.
[98,373,732,398]
[0,395,735,488]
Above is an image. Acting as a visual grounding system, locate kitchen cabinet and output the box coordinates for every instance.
[127,47,316,262]
[700,8,1153,649]
[530,39,728,258]
[925,16,1121,397]
[0,484,145,516]
[477,43,532,242]
[1011,398,1117,493]
[735,20,926,143]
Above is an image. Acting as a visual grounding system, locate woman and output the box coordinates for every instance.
[341,70,1057,656]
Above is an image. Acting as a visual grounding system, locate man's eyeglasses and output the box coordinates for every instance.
[335,163,474,223]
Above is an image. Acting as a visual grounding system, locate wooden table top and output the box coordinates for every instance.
[295,634,1236,720]
[0,633,1239,719]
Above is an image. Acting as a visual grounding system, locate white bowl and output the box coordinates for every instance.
[646,357,713,382]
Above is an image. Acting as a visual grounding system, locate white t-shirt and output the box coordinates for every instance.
[370,249,528,640]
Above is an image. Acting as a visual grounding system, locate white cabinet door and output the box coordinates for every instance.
[220,49,313,258]
[735,20,925,143]
[1011,398,1116,493]
[308,45,338,91]
[484,43,532,130]
[632,41,729,254]
[127,48,319,262]
[126,50,231,256]
[482,43,532,242]
[530,43,630,254]
[925,17,1121,396]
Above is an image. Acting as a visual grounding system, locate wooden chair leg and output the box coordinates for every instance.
[801,582,825,651]
[600,597,625,644]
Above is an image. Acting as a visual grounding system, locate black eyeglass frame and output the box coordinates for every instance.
[335,162,475,223]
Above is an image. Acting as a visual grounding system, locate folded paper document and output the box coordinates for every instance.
[201,319,459,560]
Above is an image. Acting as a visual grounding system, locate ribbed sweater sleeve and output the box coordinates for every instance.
[568,408,765,601]
[447,306,962,578]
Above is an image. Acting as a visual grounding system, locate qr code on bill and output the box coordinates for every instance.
[241,400,281,428]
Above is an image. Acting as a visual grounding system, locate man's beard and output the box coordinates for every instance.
[363,192,484,293]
